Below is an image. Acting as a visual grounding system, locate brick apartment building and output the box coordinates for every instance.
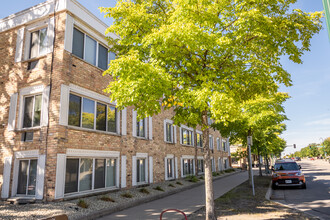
[0,0,231,201]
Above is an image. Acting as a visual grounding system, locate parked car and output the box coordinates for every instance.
[271,159,306,189]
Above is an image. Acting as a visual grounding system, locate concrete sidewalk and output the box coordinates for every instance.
[97,171,248,220]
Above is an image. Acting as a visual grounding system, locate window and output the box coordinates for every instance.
[181,128,194,146]
[224,158,228,169]
[136,119,145,138]
[196,132,203,148]
[217,138,220,151]
[218,158,222,171]
[65,158,117,194]
[223,140,226,151]
[182,159,194,176]
[68,93,118,133]
[209,135,214,150]
[23,95,42,128]
[29,28,47,59]
[211,158,215,172]
[17,159,37,195]
[21,132,34,142]
[136,158,146,183]
[197,159,204,174]
[166,158,174,179]
[165,122,173,143]
[72,28,115,70]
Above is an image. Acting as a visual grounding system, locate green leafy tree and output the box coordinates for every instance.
[101,1,322,219]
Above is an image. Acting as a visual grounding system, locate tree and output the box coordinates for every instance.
[101,1,322,219]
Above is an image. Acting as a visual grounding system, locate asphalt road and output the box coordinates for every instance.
[271,159,330,220]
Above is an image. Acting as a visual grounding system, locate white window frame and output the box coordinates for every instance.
[133,153,149,185]
[17,85,48,130]
[68,93,118,133]
[23,18,54,61]
[21,94,42,128]
[196,130,203,148]
[165,154,175,180]
[217,138,220,151]
[181,155,195,177]
[180,125,194,147]
[222,139,227,152]
[62,149,120,198]
[72,26,115,70]
[197,156,204,174]
[209,135,214,150]
[132,110,151,139]
[164,119,176,143]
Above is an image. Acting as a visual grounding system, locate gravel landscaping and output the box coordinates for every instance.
[0,169,238,220]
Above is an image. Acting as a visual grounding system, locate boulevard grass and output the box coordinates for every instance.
[189,176,314,220]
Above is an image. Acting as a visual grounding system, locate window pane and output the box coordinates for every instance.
[85,35,96,65]
[98,44,108,70]
[79,158,93,191]
[107,106,116,133]
[96,103,106,131]
[106,159,116,187]
[68,94,81,127]
[39,28,48,55]
[17,160,28,194]
[108,52,116,64]
[33,95,42,127]
[82,98,95,129]
[65,159,79,194]
[27,159,37,195]
[139,120,145,137]
[30,30,39,59]
[23,96,34,128]
[137,159,145,183]
[166,123,172,142]
[94,159,106,189]
[167,159,173,178]
[72,28,84,59]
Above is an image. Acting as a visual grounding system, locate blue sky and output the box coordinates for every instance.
[1,0,330,155]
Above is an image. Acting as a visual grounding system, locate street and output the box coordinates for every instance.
[271,159,330,220]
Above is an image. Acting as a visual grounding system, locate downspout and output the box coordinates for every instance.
[43,0,57,202]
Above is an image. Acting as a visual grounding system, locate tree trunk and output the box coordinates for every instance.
[265,155,270,174]
[258,150,262,177]
[247,129,252,186]
[202,111,216,220]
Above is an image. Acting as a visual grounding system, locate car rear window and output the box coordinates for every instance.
[274,162,299,171]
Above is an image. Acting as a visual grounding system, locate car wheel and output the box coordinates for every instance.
[272,183,277,190]
[302,183,307,189]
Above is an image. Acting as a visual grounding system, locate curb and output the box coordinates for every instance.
[79,170,245,220]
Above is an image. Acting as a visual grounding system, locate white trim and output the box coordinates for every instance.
[18,84,45,129]
[64,13,74,53]
[66,149,120,158]
[41,86,50,127]
[136,153,148,158]
[69,84,115,105]
[149,157,153,183]
[175,157,178,179]
[148,117,153,140]
[181,155,194,159]
[59,84,70,126]
[8,93,18,131]
[55,154,66,199]
[15,27,25,62]
[15,150,39,158]
[197,156,203,160]
[35,155,46,199]
[1,157,12,198]
[121,156,127,188]
[132,156,137,186]
[121,108,127,135]
[11,159,19,197]
[132,110,137,137]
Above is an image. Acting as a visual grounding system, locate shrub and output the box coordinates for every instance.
[225,168,235,173]
[139,188,150,194]
[77,199,88,208]
[212,172,220,176]
[186,175,199,182]
[199,176,204,180]
[153,186,164,191]
[100,195,115,202]
[176,181,183,185]
[121,192,133,198]
[168,183,175,187]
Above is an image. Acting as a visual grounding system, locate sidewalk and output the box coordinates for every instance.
[97,171,248,220]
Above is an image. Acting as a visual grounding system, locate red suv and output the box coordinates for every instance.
[272,159,306,189]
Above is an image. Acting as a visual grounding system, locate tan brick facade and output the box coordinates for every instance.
[0,0,231,201]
